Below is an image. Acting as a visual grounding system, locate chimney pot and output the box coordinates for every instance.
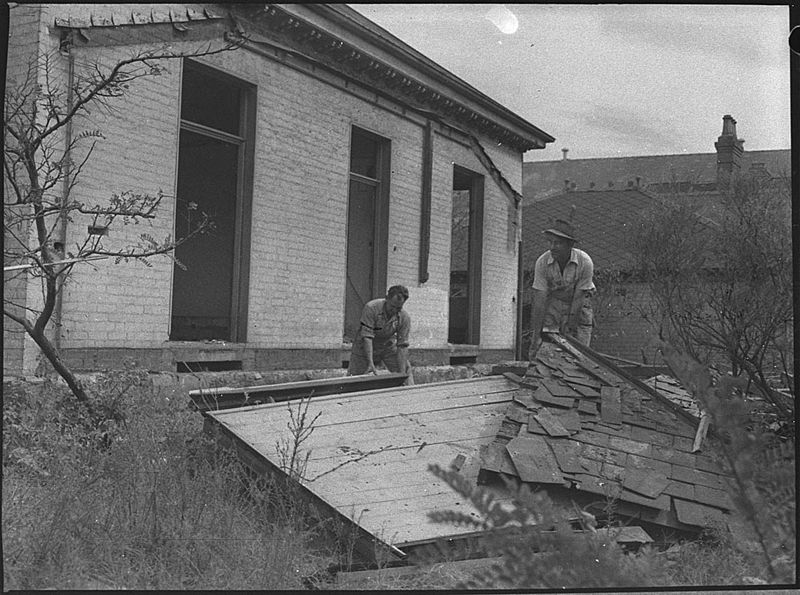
[562,148,569,160]
[715,114,745,193]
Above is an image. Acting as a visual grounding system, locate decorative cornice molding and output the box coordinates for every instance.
[247,5,540,152]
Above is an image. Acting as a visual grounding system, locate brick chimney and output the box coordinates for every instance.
[715,115,744,193]
[562,148,569,161]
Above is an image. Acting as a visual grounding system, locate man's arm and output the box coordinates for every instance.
[362,337,377,374]
[396,312,411,374]
[396,346,409,375]
[528,288,548,359]
[567,256,595,334]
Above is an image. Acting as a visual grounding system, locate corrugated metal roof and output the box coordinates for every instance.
[488,338,734,532]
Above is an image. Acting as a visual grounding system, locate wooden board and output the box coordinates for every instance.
[190,373,408,411]
[214,377,517,433]
[505,435,564,484]
[208,376,515,548]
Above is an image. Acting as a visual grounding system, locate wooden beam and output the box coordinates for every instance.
[189,372,408,412]
[418,120,433,283]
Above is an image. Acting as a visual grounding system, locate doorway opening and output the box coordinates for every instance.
[343,126,391,343]
[170,60,254,342]
[449,165,484,345]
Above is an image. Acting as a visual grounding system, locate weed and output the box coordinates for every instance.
[2,372,334,590]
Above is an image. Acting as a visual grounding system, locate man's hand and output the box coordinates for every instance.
[528,334,542,361]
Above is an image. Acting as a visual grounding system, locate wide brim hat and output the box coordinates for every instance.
[542,218,577,242]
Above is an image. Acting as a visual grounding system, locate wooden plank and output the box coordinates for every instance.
[189,373,408,412]
[534,408,570,437]
[298,415,507,462]
[600,386,622,425]
[211,375,516,419]
[673,498,726,527]
[577,399,599,415]
[505,435,564,484]
[212,384,516,434]
[304,440,491,498]
[622,469,670,499]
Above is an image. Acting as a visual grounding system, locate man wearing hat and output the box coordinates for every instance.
[528,218,595,359]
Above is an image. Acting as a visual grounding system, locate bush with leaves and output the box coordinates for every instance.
[426,464,671,589]
[629,176,793,429]
[658,341,796,584]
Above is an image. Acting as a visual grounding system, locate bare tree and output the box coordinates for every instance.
[4,38,242,414]
[630,175,794,424]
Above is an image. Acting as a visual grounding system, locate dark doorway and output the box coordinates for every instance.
[170,61,254,342]
[343,127,390,343]
[449,166,484,344]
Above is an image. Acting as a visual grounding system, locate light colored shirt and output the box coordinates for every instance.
[354,298,411,349]
[532,248,595,332]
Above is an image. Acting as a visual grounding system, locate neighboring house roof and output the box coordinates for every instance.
[522,149,790,203]
[521,188,656,273]
[52,3,554,153]
[489,337,733,533]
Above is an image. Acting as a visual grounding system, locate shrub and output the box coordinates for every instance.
[2,372,333,590]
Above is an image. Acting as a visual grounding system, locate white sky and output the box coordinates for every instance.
[350,4,791,161]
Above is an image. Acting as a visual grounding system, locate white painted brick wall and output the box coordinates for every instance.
[10,4,526,361]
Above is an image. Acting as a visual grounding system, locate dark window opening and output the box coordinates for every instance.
[450,355,477,365]
[180,62,241,134]
[170,60,254,343]
[449,166,484,345]
[343,127,390,343]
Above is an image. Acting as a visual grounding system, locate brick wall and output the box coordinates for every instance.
[592,282,662,364]
[6,5,525,372]
[4,5,44,375]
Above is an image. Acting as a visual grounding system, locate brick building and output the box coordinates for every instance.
[3,4,555,376]
[520,116,790,363]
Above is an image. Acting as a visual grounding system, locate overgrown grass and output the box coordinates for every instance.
[2,371,336,590]
[3,359,794,590]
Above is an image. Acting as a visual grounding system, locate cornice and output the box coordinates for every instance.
[239,4,547,153]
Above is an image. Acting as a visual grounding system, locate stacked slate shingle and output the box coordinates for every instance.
[483,339,733,534]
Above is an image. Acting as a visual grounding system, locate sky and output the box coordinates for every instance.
[349,4,791,162]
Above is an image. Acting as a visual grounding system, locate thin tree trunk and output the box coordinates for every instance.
[21,317,95,416]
